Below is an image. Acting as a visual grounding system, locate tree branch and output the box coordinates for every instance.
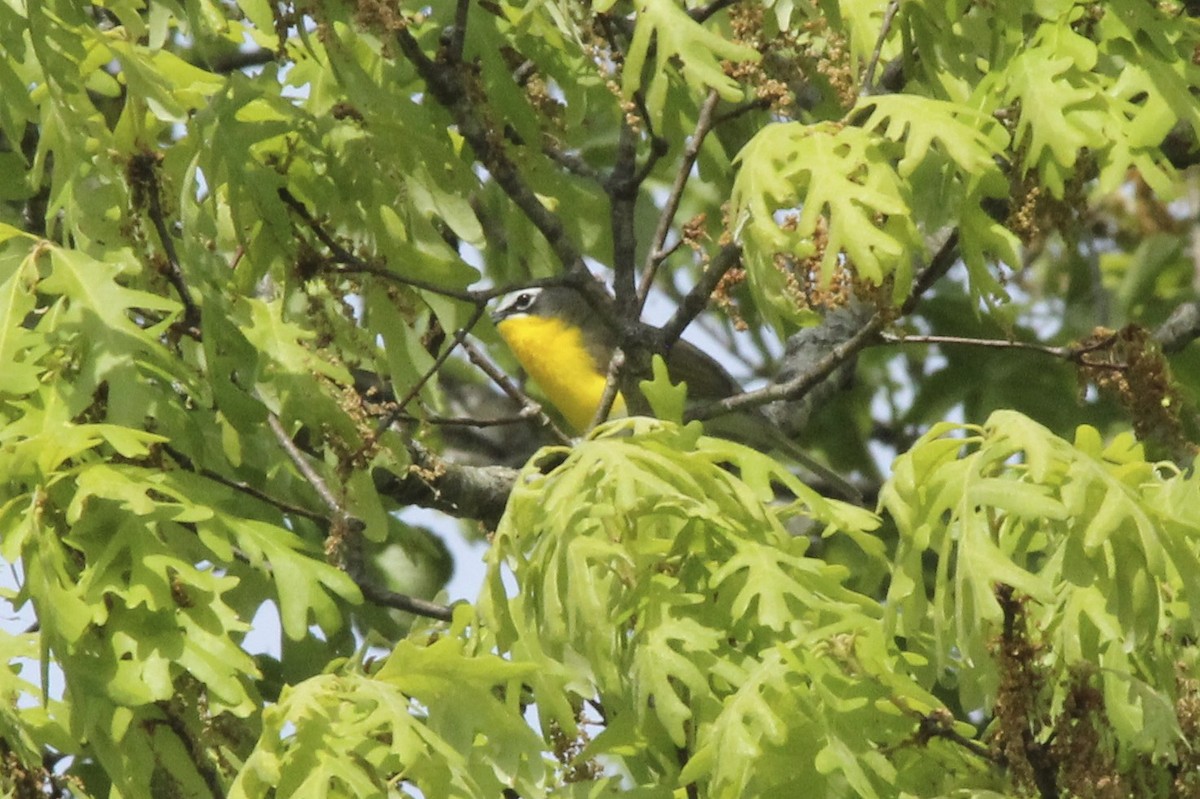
[153,701,224,799]
[447,0,470,62]
[392,409,548,429]
[879,330,1131,371]
[1154,300,1200,353]
[861,0,902,96]
[879,333,1071,359]
[712,97,771,127]
[162,445,329,525]
[608,121,641,313]
[542,137,605,182]
[374,303,489,438]
[134,152,201,338]
[268,414,354,527]
[897,706,999,764]
[267,414,456,622]
[393,26,589,281]
[461,339,573,444]
[659,242,742,347]
[203,46,279,74]
[373,442,518,529]
[277,187,494,303]
[587,347,626,432]
[341,531,455,622]
[689,0,740,23]
[688,231,960,421]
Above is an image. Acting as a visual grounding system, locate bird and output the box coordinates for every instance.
[490,285,860,501]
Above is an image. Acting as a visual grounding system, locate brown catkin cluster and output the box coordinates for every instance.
[1076,325,1193,459]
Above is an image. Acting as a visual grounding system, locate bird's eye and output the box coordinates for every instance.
[514,291,535,311]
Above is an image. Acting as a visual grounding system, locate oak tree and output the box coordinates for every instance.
[2,1,1200,797]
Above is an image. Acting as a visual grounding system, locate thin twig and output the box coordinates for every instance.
[884,700,1000,764]
[879,333,1070,358]
[382,303,489,427]
[332,262,486,303]
[395,407,546,429]
[462,340,573,444]
[861,0,901,96]
[342,537,455,622]
[277,187,368,268]
[919,716,998,763]
[881,331,1130,371]
[633,135,669,185]
[277,187,487,303]
[268,414,351,522]
[162,445,329,525]
[203,47,278,73]
[652,238,685,266]
[902,229,961,314]
[638,89,722,307]
[542,137,604,182]
[711,97,771,127]
[141,154,201,336]
[587,347,626,432]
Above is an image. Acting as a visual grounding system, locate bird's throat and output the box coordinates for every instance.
[496,316,625,432]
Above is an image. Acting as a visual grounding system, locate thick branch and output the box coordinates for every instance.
[373,445,518,529]
[1154,300,1200,353]
[609,121,641,313]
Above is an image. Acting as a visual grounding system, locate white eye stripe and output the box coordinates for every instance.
[494,287,544,319]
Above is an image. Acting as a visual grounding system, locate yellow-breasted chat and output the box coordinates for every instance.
[490,285,860,501]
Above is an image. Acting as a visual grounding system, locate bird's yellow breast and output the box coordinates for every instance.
[495,315,625,432]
